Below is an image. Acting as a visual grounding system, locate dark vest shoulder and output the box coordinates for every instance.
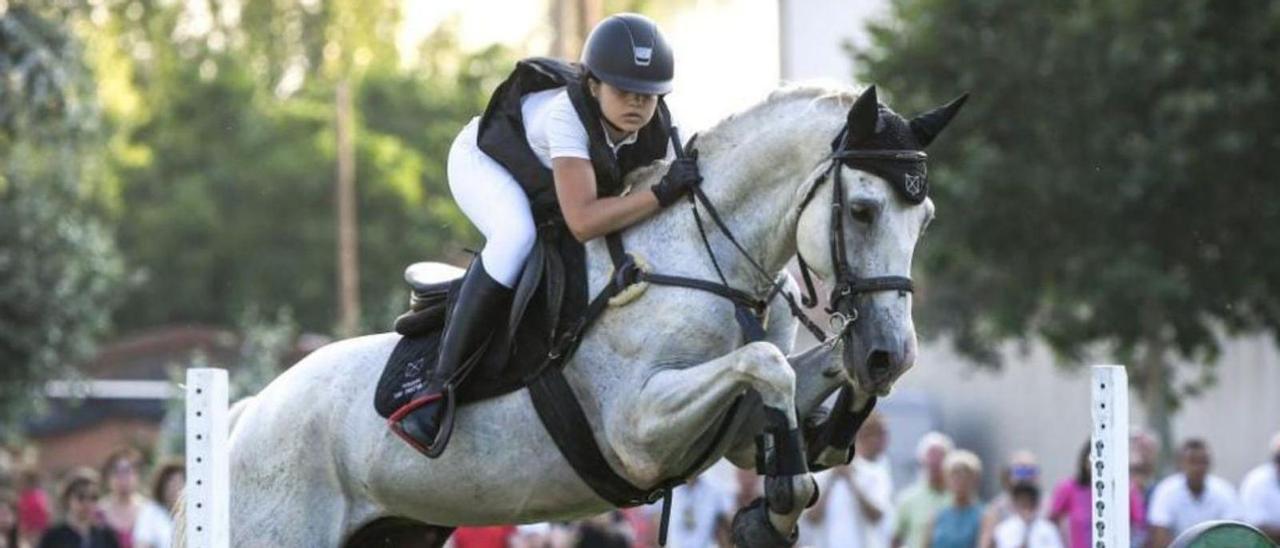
[476,57,671,224]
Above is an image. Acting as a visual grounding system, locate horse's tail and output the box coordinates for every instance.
[172,492,187,548]
[171,395,256,548]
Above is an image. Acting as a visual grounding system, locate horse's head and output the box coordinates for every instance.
[795,86,966,396]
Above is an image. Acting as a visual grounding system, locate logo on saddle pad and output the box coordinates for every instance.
[405,357,426,377]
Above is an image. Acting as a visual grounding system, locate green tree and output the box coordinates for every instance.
[0,6,125,429]
[61,0,509,334]
[857,0,1280,456]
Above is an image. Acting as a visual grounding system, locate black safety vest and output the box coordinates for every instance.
[476,57,672,224]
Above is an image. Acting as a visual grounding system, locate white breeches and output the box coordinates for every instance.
[448,118,537,288]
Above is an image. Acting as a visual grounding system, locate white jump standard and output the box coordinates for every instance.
[185,368,230,548]
[1091,364,1130,548]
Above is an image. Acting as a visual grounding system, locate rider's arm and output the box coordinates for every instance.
[552,157,661,243]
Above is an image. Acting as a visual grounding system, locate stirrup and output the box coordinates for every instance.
[387,386,458,458]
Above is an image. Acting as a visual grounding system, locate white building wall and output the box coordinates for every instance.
[779,0,891,84]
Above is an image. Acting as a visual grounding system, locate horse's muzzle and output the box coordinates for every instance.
[845,302,916,395]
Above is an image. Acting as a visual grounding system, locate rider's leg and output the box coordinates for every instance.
[448,119,536,289]
[390,119,535,457]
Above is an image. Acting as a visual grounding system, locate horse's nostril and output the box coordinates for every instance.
[867,350,893,381]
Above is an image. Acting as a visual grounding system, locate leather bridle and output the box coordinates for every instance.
[793,133,923,338]
[679,127,924,346]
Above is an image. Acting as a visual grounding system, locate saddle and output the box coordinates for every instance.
[374,225,589,418]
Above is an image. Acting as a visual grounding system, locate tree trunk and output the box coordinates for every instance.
[335,79,360,337]
[1138,339,1175,475]
[549,0,601,59]
[549,0,567,58]
[575,0,602,58]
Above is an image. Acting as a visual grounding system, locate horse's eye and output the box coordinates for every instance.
[849,204,876,225]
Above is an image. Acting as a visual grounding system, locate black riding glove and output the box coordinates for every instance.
[651,150,702,207]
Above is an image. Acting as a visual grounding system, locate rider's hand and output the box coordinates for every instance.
[651,149,702,207]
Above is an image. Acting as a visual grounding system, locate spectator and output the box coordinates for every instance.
[1238,431,1280,543]
[2,491,28,548]
[98,449,169,548]
[507,523,552,548]
[1049,441,1144,548]
[924,449,983,548]
[893,432,953,548]
[806,412,894,548]
[148,461,184,516]
[452,525,516,548]
[978,450,1040,548]
[574,512,631,548]
[733,467,761,511]
[618,506,655,548]
[1130,430,1161,498]
[665,475,732,548]
[1145,439,1239,548]
[36,468,119,548]
[1128,430,1160,548]
[15,468,49,545]
[992,484,1061,548]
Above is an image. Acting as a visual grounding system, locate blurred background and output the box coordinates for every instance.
[2,0,1278,547]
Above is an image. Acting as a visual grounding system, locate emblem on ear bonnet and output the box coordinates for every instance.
[837,86,968,204]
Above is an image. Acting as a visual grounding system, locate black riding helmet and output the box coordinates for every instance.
[580,13,674,96]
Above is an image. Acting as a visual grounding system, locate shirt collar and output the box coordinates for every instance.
[600,122,639,153]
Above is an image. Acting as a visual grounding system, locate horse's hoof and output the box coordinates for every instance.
[731,498,797,548]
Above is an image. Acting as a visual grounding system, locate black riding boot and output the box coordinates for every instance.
[389,257,512,457]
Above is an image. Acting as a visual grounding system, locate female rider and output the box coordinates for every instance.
[390,13,703,457]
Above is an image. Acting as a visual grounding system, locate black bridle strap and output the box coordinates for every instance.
[793,150,915,320]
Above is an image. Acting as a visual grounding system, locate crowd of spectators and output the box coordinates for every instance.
[0,447,182,548]
[2,424,1276,548]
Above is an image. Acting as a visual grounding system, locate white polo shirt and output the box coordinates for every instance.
[803,455,895,548]
[1147,473,1242,537]
[667,477,734,548]
[520,88,641,169]
[993,515,1063,548]
[1240,463,1280,529]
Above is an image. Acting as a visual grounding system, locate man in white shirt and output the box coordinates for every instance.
[1239,431,1280,543]
[666,475,733,548]
[803,412,895,548]
[993,484,1063,548]
[1147,439,1242,547]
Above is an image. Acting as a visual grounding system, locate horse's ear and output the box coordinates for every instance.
[910,93,969,148]
[848,85,880,142]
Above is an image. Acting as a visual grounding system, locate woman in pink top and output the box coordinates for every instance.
[1049,442,1145,548]
[16,468,50,545]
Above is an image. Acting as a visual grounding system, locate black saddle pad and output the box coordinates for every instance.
[374,230,588,419]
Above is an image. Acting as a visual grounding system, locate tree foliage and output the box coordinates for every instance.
[60,0,513,333]
[857,0,1280,414]
[0,6,125,428]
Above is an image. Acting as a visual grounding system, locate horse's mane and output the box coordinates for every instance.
[696,83,856,155]
[628,83,858,187]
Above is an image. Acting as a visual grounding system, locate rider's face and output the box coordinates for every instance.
[589,80,658,135]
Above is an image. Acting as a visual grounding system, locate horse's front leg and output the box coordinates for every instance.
[615,341,814,546]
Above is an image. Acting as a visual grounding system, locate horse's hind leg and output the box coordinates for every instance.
[618,341,815,544]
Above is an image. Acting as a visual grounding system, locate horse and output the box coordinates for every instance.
[179,83,962,547]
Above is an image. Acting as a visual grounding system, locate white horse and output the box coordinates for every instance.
[183,83,962,547]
